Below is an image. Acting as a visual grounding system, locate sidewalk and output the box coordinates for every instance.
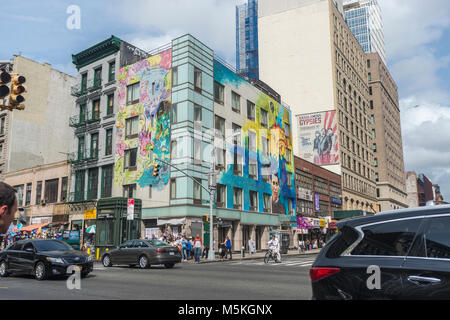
[185,248,322,264]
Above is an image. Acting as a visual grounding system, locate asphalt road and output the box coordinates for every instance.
[0,254,317,300]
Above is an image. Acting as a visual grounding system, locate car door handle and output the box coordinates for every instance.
[407,275,441,285]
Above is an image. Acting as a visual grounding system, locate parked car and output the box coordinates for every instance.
[101,239,181,269]
[0,239,93,280]
[310,204,450,300]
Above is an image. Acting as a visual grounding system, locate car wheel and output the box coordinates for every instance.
[102,255,112,267]
[34,262,48,281]
[164,263,174,269]
[138,255,149,269]
[0,261,9,277]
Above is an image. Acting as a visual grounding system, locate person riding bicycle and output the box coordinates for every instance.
[267,235,281,263]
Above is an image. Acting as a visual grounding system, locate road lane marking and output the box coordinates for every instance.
[0,287,8,289]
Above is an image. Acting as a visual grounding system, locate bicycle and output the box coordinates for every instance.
[264,248,281,264]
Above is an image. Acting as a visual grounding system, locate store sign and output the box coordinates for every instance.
[84,209,96,220]
[297,217,313,230]
[313,219,321,228]
[127,199,135,221]
[298,187,313,201]
[330,197,342,205]
[314,193,320,212]
[319,219,326,228]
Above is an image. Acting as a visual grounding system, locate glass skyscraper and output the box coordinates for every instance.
[236,0,259,79]
[344,0,386,64]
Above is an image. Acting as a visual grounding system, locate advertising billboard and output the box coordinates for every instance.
[296,110,339,166]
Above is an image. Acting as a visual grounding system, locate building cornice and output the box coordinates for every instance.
[72,36,121,70]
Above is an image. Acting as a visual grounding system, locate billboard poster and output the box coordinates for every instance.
[296,110,339,166]
[315,193,320,212]
[298,187,313,201]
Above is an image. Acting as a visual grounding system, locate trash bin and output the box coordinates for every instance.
[280,233,290,254]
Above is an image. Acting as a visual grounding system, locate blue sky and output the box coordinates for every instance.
[1,0,450,200]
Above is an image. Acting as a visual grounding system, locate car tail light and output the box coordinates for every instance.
[310,267,340,281]
[156,248,166,253]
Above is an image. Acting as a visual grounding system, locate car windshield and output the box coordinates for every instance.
[33,240,74,252]
[147,240,170,247]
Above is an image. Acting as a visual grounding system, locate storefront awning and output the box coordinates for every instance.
[157,218,186,226]
[14,222,50,233]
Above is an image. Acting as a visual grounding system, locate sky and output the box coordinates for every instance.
[1,0,449,200]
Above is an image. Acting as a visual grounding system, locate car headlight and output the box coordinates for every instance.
[46,257,64,264]
[87,255,93,262]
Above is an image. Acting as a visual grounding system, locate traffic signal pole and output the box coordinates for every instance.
[154,158,216,260]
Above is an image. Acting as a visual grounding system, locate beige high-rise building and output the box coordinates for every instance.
[258,0,378,212]
[366,52,407,211]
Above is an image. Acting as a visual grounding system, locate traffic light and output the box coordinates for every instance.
[9,73,26,109]
[202,215,209,223]
[153,163,160,177]
[0,70,11,99]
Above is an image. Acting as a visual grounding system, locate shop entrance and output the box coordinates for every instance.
[242,225,251,250]
[255,226,263,251]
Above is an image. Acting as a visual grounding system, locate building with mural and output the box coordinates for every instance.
[113,34,296,252]
[68,36,153,247]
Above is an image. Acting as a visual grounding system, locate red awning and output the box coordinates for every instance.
[15,222,50,233]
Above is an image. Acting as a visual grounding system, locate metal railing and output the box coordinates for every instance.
[70,78,103,97]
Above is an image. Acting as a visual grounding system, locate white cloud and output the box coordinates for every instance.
[111,0,242,64]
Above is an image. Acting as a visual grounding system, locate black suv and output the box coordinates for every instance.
[311,205,450,300]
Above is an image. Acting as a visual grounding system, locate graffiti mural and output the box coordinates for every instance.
[214,61,296,214]
[114,49,172,190]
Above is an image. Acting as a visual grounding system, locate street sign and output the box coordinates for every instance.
[127,199,135,221]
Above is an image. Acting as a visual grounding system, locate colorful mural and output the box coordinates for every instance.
[214,61,296,214]
[114,49,172,190]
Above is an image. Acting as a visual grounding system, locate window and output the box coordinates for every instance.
[373,143,377,152]
[233,153,243,176]
[170,179,176,199]
[249,191,258,211]
[172,66,178,86]
[94,68,102,87]
[81,73,87,92]
[369,87,372,95]
[288,199,294,215]
[88,168,98,200]
[216,184,226,208]
[124,148,137,171]
[247,100,255,121]
[125,116,139,139]
[194,67,202,93]
[287,172,292,188]
[248,131,256,151]
[351,219,421,256]
[215,115,225,139]
[231,91,241,113]
[171,104,177,124]
[78,136,85,160]
[214,81,224,104]
[370,101,373,110]
[123,184,136,198]
[107,94,114,115]
[92,99,100,120]
[105,128,113,156]
[91,133,99,159]
[108,61,115,82]
[261,137,269,156]
[367,59,371,68]
[233,187,242,210]
[61,177,68,202]
[194,104,202,123]
[102,165,113,198]
[75,170,85,201]
[25,183,32,206]
[232,123,241,146]
[14,185,24,207]
[0,117,4,135]
[368,73,371,82]
[372,129,376,139]
[260,109,268,128]
[0,144,2,160]
[194,139,202,164]
[374,158,378,167]
[411,217,450,259]
[263,194,272,212]
[44,179,59,203]
[171,140,177,159]
[127,82,140,105]
[215,148,226,172]
[79,103,87,123]
[35,181,42,205]
[193,178,202,204]
[286,148,292,164]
